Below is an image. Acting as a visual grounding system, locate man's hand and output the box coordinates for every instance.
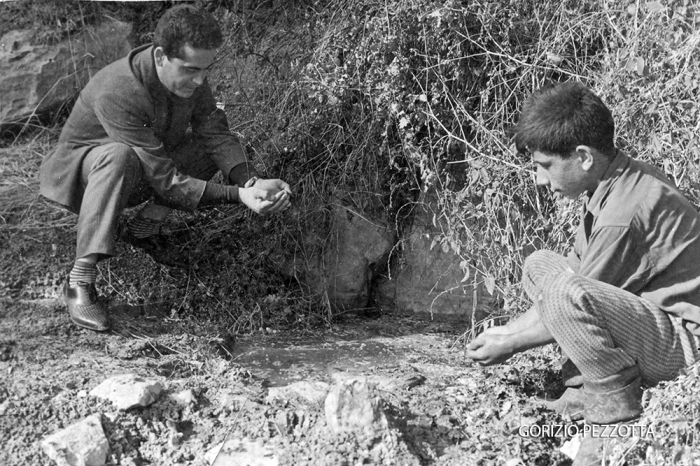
[466,332,516,366]
[239,178,292,215]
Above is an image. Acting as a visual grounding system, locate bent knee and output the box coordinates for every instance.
[524,250,559,274]
[538,272,585,320]
[100,143,138,167]
[87,143,141,176]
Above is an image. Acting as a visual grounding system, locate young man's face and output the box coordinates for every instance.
[154,44,216,99]
[532,150,597,199]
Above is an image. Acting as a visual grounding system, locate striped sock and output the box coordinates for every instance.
[129,216,163,239]
[69,260,97,286]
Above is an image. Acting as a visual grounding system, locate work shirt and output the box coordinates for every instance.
[567,151,700,334]
[40,44,250,213]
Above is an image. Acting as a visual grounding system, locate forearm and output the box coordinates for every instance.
[503,305,541,334]
[507,319,555,354]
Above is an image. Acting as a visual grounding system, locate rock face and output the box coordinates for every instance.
[375,192,494,318]
[41,414,109,466]
[89,374,164,410]
[297,199,394,312]
[0,19,132,127]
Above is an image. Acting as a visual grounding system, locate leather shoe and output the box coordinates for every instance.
[119,227,188,268]
[63,280,110,331]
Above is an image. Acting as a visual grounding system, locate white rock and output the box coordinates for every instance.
[170,389,197,406]
[324,376,389,437]
[41,414,109,466]
[560,434,583,459]
[266,381,330,405]
[205,438,279,466]
[0,399,12,415]
[89,374,163,410]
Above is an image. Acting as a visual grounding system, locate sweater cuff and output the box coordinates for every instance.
[228,162,261,187]
[198,182,239,207]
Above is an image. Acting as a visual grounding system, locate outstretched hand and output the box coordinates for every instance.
[238,178,292,215]
[466,332,515,366]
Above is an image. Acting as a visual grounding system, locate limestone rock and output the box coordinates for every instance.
[0,19,132,127]
[324,376,389,437]
[205,438,280,466]
[41,414,109,466]
[89,374,163,410]
[266,380,330,405]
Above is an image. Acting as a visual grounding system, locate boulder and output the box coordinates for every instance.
[287,198,394,311]
[0,19,132,127]
[374,192,494,317]
[41,414,109,466]
[89,374,163,410]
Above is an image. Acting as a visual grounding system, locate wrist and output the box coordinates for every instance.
[244,176,259,188]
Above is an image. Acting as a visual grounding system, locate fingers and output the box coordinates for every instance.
[278,180,292,195]
[258,191,291,215]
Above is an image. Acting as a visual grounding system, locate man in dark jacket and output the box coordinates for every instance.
[40,5,291,332]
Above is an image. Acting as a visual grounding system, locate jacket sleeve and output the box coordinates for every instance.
[92,89,207,211]
[190,81,259,186]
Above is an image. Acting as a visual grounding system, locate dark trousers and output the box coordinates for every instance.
[75,140,222,259]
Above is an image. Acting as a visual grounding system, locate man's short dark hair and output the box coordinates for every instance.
[514,81,616,158]
[153,5,223,59]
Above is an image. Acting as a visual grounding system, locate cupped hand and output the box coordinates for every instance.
[253,178,292,196]
[239,179,292,215]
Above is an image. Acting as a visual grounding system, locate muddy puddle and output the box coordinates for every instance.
[232,326,458,386]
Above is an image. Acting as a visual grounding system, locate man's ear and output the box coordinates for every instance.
[575,145,595,171]
[153,47,166,67]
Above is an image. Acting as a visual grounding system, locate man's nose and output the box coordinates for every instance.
[193,70,207,86]
[535,167,549,187]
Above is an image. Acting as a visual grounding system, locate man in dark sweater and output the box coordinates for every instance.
[40,5,291,332]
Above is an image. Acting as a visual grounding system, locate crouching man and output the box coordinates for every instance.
[467,81,700,464]
[39,5,291,332]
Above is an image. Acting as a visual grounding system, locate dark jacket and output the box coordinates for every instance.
[40,44,248,212]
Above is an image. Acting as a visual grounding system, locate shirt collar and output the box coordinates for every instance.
[585,150,629,216]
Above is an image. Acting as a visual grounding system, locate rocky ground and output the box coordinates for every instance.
[1,294,576,466]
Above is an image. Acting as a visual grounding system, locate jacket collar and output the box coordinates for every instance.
[585,150,629,216]
[129,44,171,101]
